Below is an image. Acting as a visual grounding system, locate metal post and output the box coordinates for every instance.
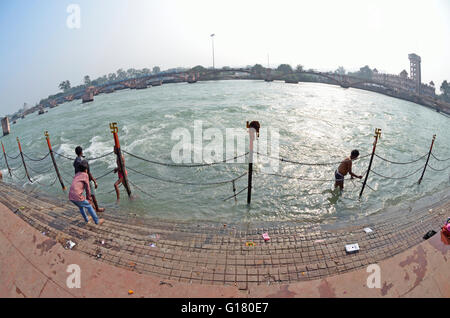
[359,128,382,199]
[16,137,32,183]
[110,123,131,197]
[418,134,436,185]
[1,142,12,177]
[211,34,215,69]
[45,131,66,191]
[247,121,258,205]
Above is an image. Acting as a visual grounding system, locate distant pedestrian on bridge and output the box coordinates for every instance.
[69,160,104,226]
[334,150,363,191]
[73,146,105,213]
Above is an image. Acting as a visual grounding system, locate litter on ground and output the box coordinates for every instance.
[66,240,76,249]
[345,243,360,254]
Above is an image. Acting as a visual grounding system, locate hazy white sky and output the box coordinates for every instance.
[1,0,449,115]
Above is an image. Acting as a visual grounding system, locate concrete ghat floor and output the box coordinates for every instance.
[0,182,449,297]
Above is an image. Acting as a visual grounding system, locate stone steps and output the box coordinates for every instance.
[0,180,447,286]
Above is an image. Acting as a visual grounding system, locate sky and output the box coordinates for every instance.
[0,0,449,115]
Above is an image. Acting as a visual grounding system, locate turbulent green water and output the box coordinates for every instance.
[1,80,449,225]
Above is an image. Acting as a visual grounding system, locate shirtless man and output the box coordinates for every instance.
[334,150,363,190]
[113,147,128,203]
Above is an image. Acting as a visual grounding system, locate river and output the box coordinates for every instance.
[1,80,449,226]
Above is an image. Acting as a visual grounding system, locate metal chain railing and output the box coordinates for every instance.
[431,152,450,162]
[256,152,371,166]
[128,179,153,198]
[223,186,248,201]
[23,152,51,162]
[26,163,54,175]
[374,153,428,165]
[54,151,114,161]
[427,164,450,172]
[122,150,248,168]
[127,166,247,186]
[6,153,21,160]
[370,166,424,180]
[34,176,59,187]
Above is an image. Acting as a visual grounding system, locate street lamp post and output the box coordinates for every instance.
[211,34,215,69]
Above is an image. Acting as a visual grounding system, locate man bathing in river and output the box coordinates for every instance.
[69,160,104,225]
[334,150,363,191]
[113,147,128,203]
[73,146,105,213]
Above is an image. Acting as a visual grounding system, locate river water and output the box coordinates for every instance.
[1,80,449,226]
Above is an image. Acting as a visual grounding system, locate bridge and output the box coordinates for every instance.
[48,67,448,116]
[96,68,395,92]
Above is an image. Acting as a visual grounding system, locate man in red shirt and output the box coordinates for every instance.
[69,160,104,225]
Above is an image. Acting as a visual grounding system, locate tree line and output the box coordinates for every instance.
[58,66,162,93]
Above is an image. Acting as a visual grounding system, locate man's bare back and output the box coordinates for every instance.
[334,150,363,191]
[337,157,352,176]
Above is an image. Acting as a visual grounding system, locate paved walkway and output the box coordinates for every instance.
[0,181,448,297]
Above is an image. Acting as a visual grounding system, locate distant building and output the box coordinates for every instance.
[371,54,435,98]
[408,53,421,94]
[399,70,408,78]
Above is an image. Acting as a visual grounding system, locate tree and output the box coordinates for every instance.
[440,80,450,102]
[296,65,304,72]
[153,66,161,74]
[127,68,137,78]
[116,69,127,80]
[58,80,71,92]
[334,66,346,75]
[108,73,117,82]
[96,75,107,85]
[84,75,91,86]
[251,64,264,75]
[429,81,435,87]
[276,64,293,74]
[142,68,151,75]
[190,65,206,73]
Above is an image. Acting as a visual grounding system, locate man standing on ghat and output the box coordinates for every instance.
[69,160,104,225]
[74,146,105,213]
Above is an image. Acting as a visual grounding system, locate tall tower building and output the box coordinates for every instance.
[408,53,421,94]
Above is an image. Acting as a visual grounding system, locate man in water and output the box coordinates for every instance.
[113,147,128,203]
[334,150,363,191]
[69,160,104,225]
[73,146,105,213]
